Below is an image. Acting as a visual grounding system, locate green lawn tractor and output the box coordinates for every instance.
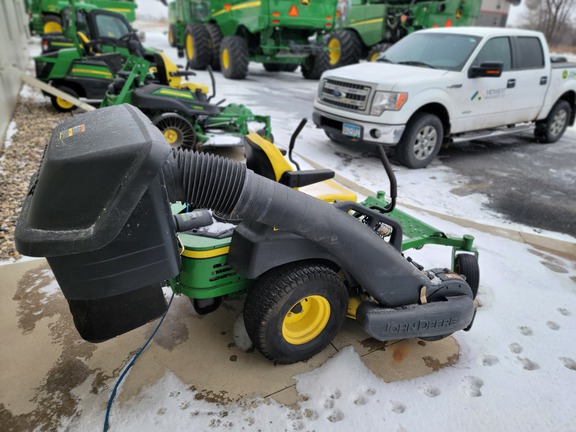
[101,56,272,150]
[15,105,479,364]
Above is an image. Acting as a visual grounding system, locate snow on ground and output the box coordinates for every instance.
[18,20,576,431]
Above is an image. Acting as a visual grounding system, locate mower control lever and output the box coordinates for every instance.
[372,145,397,213]
[288,118,308,170]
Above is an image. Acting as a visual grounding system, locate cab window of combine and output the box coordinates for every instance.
[472,37,512,71]
[95,14,130,39]
[516,37,544,70]
[377,33,481,71]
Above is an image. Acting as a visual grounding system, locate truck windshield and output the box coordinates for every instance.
[377,33,481,71]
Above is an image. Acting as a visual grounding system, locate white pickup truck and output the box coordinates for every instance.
[313,27,576,168]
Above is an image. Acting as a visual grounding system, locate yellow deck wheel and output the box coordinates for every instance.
[328,37,341,66]
[282,295,331,345]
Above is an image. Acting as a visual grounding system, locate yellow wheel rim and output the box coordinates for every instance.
[44,21,62,34]
[222,48,230,70]
[328,38,341,66]
[163,128,179,145]
[370,52,380,62]
[185,34,194,60]
[282,295,330,345]
[56,97,74,110]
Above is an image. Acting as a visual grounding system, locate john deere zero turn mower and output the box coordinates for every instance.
[15,105,479,364]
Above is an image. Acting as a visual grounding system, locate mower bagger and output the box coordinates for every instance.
[15,105,479,364]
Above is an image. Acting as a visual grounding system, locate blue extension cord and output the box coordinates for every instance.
[103,293,175,431]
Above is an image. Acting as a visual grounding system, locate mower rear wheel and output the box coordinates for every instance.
[153,113,197,150]
[50,87,78,112]
[220,36,249,79]
[185,23,210,70]
[454,254,480,299]
[205,23,223,71]
[244,262,348,364]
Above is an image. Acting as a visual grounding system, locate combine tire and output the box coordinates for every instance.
[326,30,363,68]
[368,43,390,62]
[50,87,78,112]
[454,254,480,299]
[184,23,210,70]
[220,36,249,79]
[153,113,198,150]
[244,262,348,364]
[168,24,177,47]
[205,23,223,71]
[534,99,571,144]
[301,53,329,80]
[396,113,443,169]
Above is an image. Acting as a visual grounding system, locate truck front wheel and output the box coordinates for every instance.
[220,36,249,79]
[396,113,443,169]
[184,23,210,70]
[534,99,571,144]
[243,262,348,364]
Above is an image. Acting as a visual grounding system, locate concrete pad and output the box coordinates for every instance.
[1,259,461,430]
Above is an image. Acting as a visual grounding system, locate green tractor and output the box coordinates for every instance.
[15,105,480,364]
[325,0,482,68]
[167,0,339,79]
[26,0,137,35]
[101,55,272,150]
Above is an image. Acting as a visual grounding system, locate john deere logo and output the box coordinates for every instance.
[301,0,311,6]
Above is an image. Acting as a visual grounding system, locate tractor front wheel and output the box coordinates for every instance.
[220,36,249,79]
[325,30,363,69]
[153,113,198,150]
[244,262,348,364]
[184,23,210,70]
[50,87,78,112]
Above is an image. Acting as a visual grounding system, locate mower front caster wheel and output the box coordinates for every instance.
[454,253,480,299]
[244,262,348,364]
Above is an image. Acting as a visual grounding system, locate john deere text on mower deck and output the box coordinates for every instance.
[15,105,479,364]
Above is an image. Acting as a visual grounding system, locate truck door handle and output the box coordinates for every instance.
[507,79,516,89]
[540,76,548,85]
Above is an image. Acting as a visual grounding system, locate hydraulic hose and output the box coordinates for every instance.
[163,150,431,307]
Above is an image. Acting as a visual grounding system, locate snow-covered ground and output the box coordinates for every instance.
[10,8,576,430]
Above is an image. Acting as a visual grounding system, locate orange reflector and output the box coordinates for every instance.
[272,11,280,16]
[272,19,280,24]
[326,23,332,27]
[487,70,500,75]
[288,5,298,17]
[400,15,407,23]
[445,18,452,27]
[224,3,231,11]
[326,15,332,20]
[336,10,340,18]
[432,24,439,28]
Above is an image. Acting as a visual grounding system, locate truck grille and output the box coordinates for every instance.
[320,79,371,112]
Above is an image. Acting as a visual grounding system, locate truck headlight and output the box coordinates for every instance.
[370,91,408,116]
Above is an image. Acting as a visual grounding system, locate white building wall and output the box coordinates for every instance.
[0,0,30,145]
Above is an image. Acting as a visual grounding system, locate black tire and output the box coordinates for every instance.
[220,36,249,80]
[50,86,78,112]
[301,53,329,80]
[534,99,571,144]
[396,113,443,169]
[184,23,210,70]
[205,23,223,71]
[325,29,363,69]
[368,43,391,62]
[152,113,198,150]
[454,254,480,299]
[42,14,62,34]
[168,24,177,48]
[244,262,348,364]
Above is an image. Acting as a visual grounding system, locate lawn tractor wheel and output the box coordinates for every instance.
[184,23,210,70]
[168,24,177,48]
[153,113,197,150]
[534,99,571,144]
[396,113,443,169]
[220,36,249,79]
[50,87,78,112]
[325,30,363,69]
[244,262,348,364]
[43,15,62,34]
[205,23,223,71]
[454,254,480,299]
[301,53,329,80]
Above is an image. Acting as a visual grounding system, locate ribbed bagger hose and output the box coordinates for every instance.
[163,150,431,307]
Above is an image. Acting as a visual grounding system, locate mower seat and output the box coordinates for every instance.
[244,132,357,203]
[153,52,208,94]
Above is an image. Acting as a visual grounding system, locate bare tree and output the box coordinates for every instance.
[519,0,576,45]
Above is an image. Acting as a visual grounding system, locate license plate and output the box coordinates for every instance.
[342,123,361,138]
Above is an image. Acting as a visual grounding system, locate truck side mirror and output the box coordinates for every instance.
[469,62,503,78]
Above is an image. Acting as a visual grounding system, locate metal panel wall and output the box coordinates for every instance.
[0,0,30,145]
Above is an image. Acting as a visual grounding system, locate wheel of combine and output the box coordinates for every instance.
[205,23,223,71]
[50,87,78,112]
[534,99,571,144]
[220,36,249,79]
[152,113,198,150]
[301,53,329,80]
[184,23,210,70]
[43,15,62,34]
[396,113,443,169]
[243,262,348,364]
[368,43,390,62]
[326,30,363,69]
[454,254,480,299]
[168,24,177,48]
